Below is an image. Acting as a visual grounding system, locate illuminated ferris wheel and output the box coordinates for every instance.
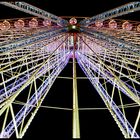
[0,1,140,139]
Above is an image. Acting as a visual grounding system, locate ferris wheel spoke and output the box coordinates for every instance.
[0,36,68,88]
[81,34,140,65]
[81,28,140,56]
[0,33,67,73]
[92,24,140,46]
[80,2,140,26]
[0,52,71,138]
[0,55,68,104]
[0,35,69,116]
[77,52,140,104]
[0,27,67,53]
[0,2,68,27]
[1,33,68,83]
[0,30,64,52]
[85,53,140,86]
[84,53,140,91]
[0,26,52,46]
[76,54,139,138]
[80,33,140,90]
[77,35,140,101]
[0,51,67,106]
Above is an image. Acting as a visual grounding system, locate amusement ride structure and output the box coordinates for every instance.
[0,1,140,139]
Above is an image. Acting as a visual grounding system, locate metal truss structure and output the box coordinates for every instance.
[0,1,139,139]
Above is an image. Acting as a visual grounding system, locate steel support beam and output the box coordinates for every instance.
[0,2,68,26]
[80,2,140,26]
[0,28,67,52]
[76,54,139,138]
[72,33,80,138]
[81,28,140,56]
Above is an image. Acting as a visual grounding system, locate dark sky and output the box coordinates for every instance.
[0,0,139,139]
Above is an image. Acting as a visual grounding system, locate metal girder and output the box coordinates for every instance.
[76,53,139,138]
[0,2,68,26]
[0,27,67,53]
[80,2,140,26]
[78,53,140,100]
[0,51,67,105]
[0,52,71,138]
[72,34,80,138]
[77,34,140,104]
[81,27,140,56]
[0,27,63,47]
[76,51,140,105]
[0,35,69,118]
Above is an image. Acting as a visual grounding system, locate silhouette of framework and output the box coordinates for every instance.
[0,1,139,138]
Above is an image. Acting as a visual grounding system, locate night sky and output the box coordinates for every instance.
[0,0,139,139]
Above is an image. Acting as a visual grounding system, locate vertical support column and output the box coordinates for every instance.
[72,33,80,139]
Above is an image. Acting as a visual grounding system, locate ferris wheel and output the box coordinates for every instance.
[0,1,140,139]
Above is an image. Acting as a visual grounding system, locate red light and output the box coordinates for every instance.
[122,21,132,31]
[14,19,25,29]
[95,20,103,28]
[109,20,117,29]
[0,20,10,31]
[29,18,38,28]
[69,18,77,25]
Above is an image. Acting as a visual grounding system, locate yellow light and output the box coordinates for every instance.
[72,25,76,29]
